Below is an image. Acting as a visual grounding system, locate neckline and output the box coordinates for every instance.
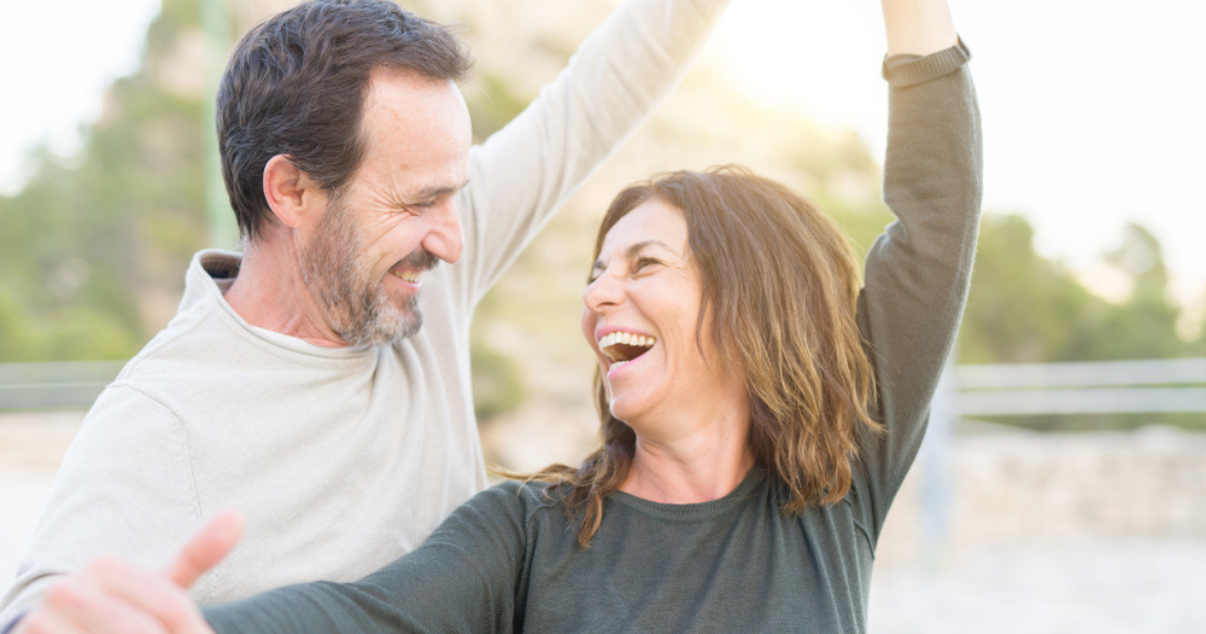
[190,249,377,360]
[608,467,767,521]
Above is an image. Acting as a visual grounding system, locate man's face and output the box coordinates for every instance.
[299,68,471,346]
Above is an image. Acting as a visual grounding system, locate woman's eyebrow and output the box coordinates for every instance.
[591,239,675,276]
[625,239,673,258]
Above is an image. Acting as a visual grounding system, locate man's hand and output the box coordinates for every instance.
[13,510,244,634]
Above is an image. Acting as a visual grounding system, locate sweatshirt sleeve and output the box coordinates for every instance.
[453,0,731,307]
[854,40,982,536]
[203,483,537,634]
[0,386,204,624]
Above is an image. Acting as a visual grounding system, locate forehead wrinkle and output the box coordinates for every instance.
[356,174,407,210]
[359,171,466,211]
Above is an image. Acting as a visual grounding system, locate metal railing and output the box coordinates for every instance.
[0,361,126,411]
[2,357,1204,413]
[954,358,1206,416]
[918,356,1206,563]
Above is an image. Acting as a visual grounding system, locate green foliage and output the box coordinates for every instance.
[959,216,1188,365]
[470,340,526,420]
[959,216,1200,432]
[465,73,531,143]
[958,215,1099,363]
[0,0,207,362]
[0,287,141,362]
[1087,224,1182,360]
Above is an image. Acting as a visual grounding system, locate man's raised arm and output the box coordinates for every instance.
[454,0,733,302]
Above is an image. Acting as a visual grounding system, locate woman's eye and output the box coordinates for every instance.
[634,257,660,272]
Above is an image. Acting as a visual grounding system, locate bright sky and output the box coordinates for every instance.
[2,0,1205,306]
[711,0,1206,310]
[0,0,163,192]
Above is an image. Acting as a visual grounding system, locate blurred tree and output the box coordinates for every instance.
[959,216,1186,364]
[958,214,1104,364]
[1086,223,1183,360]
[958,216,1201,431]
[0,0,208,362]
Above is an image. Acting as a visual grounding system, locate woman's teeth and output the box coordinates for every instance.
[598,331,656,362]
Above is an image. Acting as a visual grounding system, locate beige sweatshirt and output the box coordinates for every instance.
[0,0,730,621]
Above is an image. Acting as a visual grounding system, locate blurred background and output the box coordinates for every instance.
[1,0,1203,631]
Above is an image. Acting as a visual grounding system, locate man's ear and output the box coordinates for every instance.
[263,155,325,229]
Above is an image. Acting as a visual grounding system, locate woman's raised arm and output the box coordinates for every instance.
[852,0,981,537]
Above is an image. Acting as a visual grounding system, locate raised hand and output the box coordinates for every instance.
[13,510,244,634]
[881,0,958,56]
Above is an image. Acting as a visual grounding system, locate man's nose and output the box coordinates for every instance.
[423,199,463,264]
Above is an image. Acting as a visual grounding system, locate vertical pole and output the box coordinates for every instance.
[201,0,237,249]
[920,355,956,567]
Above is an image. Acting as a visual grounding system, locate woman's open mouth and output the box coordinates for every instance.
[598,331,656,370]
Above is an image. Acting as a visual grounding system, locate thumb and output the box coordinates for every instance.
[163,509,245,589]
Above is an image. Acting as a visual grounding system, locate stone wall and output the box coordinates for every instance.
[876,425,1206,565]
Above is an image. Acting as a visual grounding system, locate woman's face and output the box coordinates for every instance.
[581,198,745,434]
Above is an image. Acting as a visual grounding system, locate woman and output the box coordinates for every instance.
[13,1,980,632]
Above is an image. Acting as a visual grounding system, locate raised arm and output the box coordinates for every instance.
[854,0,982,532]
[454,0,732,304]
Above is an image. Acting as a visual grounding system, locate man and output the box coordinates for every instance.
[0,0,730,625]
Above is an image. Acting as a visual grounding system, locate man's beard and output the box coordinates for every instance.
[299,198,437,346]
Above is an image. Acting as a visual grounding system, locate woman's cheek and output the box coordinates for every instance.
[580,308,597,348]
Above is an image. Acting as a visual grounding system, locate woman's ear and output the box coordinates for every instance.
[263,154,325,229]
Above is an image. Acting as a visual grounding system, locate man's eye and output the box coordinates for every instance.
[410,201,436,210]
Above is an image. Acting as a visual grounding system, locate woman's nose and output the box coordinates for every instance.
[582,271,622,313]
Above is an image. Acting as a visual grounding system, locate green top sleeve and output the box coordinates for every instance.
[854,38,982,539]
[204,484,539,634]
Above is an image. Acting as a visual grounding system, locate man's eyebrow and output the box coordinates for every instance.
[407,179,470,202]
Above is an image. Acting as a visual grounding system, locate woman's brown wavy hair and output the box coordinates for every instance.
[522,166,880,547]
